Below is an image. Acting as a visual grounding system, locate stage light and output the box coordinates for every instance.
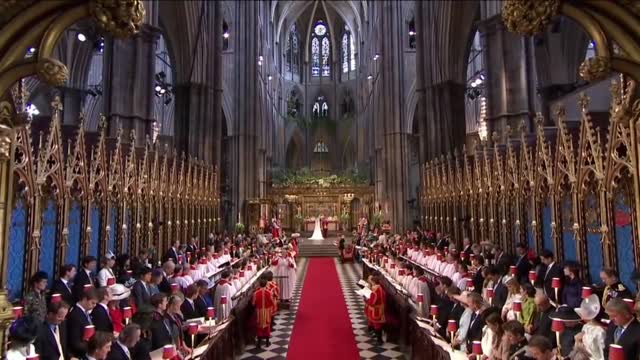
[77,33,87,42]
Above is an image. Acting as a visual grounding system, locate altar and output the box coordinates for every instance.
[304,217,338,232]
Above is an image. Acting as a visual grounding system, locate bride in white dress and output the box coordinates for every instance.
[309,217,324,240]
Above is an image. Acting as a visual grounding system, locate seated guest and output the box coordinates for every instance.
[150,293,172,350]
[92,288,114,333]
[73,256,97,303]
[149,269,163,296]
[540,250,563,304]
[132,267,153,309]
[130,305,154,360]
[163,240,181,264]
[181,284,200,320]
[481,308,504,359]
[253,277,276,349]
[195,279,212,318]
[500,320,531,359]
[450,290,472,350]
[86,331,114,360]
[6,315,38,359]
[574,294,606,360]
[502,276,522,321]
[130,249,152,274]
[519,284,537,329]
[492,245,511,268]
[165,294,192,358]
[601,268,632,308]
[36,301,70,360]
[97,252,117,288]
[51,264,76,306]
[562,261,583,308]
[604,298,640,360]
[527,335,555,360]
[107,323,141,360]
[214,271,236,321]
[485,265,508,310]
[461,237,473,259]
[159,261,176,294]
[108,284,132,334]
[514,243,532,285]
[365,275,386,345]
[68,289,99,358]
[550,305,582,358]
[465,292,488,353]
[471,255,485,294]
[25,271,48,323]
[530,292,555,346]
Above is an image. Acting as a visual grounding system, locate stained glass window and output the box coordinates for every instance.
[311,21,330,77]
[285,24,299,76]
[313,96,329,118]
[321,37,330,77]
[285,36,291,73]
[311,37,320,77]
[350,33,356,71]
[342,33,349,73]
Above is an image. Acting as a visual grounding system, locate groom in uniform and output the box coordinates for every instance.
[322,215,329,237]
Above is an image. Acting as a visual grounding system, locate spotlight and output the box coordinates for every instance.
[258,55,263,61]
[223,32,229,39]
[408,30,416,36]
[367,75,373,80]
[28,47,36,54]
[267,75,272,81]
[258,60,262,66]
[154,85,162,92]
[471,81,478,88]
[159,88,166,94]
[373,54,380,61]
[77,33,86,42]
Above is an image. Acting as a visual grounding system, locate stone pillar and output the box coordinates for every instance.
[479,15,539,134]
[376,1,410,230]
[228,1,259,223]
[102,24,160,145]
[60,87,85,126]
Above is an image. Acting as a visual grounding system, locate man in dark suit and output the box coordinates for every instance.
[435,233,449,251]
[531,292,556,346]
[486,265,508,310]
[35,301,70,360]
[68,288,99,358]
[514,243,532,285]
[461,237,473,259]
[604,298,640,360]
[163,240,181,264]
[194,279,210,317]
[181,284,200,320]
[107,323,141,360]
[72,256,97,303]
[465,292,486,353]
[50,264,76,306]
[471,255,485,294]
[131,267,153,308]
[492,245,512,269]
[540,249,563,304]
[91,288,114,333]
[158,261,175,294]
[186,236,198,258]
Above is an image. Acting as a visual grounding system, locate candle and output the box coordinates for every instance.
[107,277,116,286]
[178,255,184,263]
[447,319,458,333]
[84,284,93,292]
[510,266,517,276]
[170,283,180,294]
[609,344,625,360]
[162,345,176,359]
[472,340,483,355]
[51,293,62,304]
[528,270,537,284]
[581,287,593,299]
[390,263,396,269]
[12,306,23,318]
[207,307,215,319]
[220,296,228,305]
[122,307,132,319]
[83,325,96,341]
[430,305,439,316]
[513,300,522,313]
[552,277,561,289]
[623,298,635,311]
[188,323,199,335]
[551,319,564,333]
[399,269,405,276]
[26,355,39,360]
[417,293,424,303]
[486,287,494,298]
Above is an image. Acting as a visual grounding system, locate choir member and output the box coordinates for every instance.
[97,252,117,288]
[413,267,431,312]
[68,289,99,358]
[604,298,640,360]
[131,267,153,309]
[36,301,70,360]
[601,268,632,307]
[271,247,297,302]
[253,277,276,348]
[86,331,114,360]
[213,271,237,321]
[51,264,76,306]
[365,275,386,345]
[106,323,141,360]
[73,256,97,303]
[24,271,48,323]
[540,250,563,304]
[92,288,114,333]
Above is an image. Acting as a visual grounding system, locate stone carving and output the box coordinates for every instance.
[502,0,561,36]
[36,57,69,87]
[90,0,145,38]
[579,56,612,82]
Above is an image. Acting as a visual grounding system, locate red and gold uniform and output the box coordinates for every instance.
[267,280,280,314]
[253,286,276,337]
[366,284,386,330]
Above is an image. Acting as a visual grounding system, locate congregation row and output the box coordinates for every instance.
[6,234,300,360]
[356,230,639,360]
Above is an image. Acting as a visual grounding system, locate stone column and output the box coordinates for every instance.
[60,87,85,126]
[376,1,410,230]
[479,15,539,135]
[228,1,259,223]
[102,24,160,145]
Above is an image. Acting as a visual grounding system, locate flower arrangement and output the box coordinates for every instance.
[235,222,245,234]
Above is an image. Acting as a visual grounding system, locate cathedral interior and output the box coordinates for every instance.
[1,1,640,359]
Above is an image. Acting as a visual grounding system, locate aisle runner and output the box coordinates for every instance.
[240,258,309,360]
[287,258,360,360]
[336,261,407,359]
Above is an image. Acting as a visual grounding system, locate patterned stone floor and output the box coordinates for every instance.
[239,257,309,360]
[335,259,409,360]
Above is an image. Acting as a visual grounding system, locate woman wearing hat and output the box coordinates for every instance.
[573,294,605,360]
[549,305,583,358]
[97,252,116,288]
[109,283,132,335]
[501,276,522,321]
[6,315,39,359]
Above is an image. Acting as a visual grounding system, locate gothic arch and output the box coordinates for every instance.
[405,79,418,133]
[285,128,305,169]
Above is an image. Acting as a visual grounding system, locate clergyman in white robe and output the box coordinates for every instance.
[272,254,296,301]
[213,273,237,321]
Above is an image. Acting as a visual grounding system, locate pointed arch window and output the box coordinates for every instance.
[312,96,329,118]
[311,21,330,77]
[342,29,357,73]
[285,24,300,76]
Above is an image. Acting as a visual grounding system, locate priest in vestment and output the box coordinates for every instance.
[213,270,237,322]
[253,278,276,348]
[271,248,296,302]
[365,275,386,344]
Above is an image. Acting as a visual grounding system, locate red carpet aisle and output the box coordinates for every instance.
[287,258,360,360]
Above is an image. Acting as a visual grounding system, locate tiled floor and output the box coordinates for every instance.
[335,259,408,360]
[239,257,309,360]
